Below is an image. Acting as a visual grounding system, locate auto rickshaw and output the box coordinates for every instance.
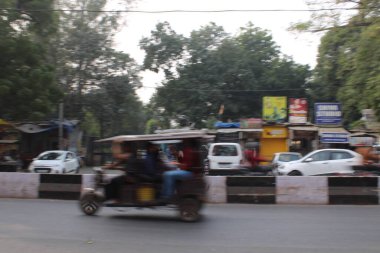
[79,131,212,222]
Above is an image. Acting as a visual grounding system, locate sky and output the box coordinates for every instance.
[112,0,323,103]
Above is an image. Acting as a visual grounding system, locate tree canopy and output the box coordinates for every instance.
[140,22,311,128]
[304,0,380,124]
[0,0,62,121]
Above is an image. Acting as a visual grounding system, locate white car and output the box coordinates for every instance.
[206,143,243,173]
[28,150,80,174]
[275,149,363,176]
[271,152,302,168]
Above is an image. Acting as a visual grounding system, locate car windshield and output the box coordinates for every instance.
[278,153,301,162]
[38,152,64,161]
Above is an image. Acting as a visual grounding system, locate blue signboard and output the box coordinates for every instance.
[320,133,349,143]
[315,103,342,125]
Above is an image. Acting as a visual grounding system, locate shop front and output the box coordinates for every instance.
[260,125,288,162]
[318,127,350,149]
[288,125,319,155]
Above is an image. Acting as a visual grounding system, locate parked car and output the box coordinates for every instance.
[206,143,243,175]
[28,150,80,174]
[271,152,302,168]
[274,149,363,176]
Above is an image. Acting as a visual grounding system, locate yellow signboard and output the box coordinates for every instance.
[263,96,287,122]
[262,126,288,138]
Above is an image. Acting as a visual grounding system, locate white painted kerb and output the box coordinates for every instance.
[0,173,39,198]
[276,176,328,204]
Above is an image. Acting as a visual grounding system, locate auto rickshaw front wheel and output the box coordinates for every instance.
[79,192,102,216]
[178,198,201,222]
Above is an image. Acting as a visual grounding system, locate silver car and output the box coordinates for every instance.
[275,149,363,176]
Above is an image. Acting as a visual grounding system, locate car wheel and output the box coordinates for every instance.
[178,198,201,222]
[288,170,302,176]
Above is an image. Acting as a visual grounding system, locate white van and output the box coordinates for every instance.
[207,143,243,172]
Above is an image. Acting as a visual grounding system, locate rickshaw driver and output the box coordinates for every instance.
[102,141,135,203]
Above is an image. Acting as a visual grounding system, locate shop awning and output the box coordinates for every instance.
[288,126,319,131]
[216,128,263,133]
[318,127,349,135]
[349,132,378,137]
[319,127,349,143]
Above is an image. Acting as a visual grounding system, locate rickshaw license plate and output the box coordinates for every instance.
[137,186,155,202]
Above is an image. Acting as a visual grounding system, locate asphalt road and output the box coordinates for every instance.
[1,199,380,253]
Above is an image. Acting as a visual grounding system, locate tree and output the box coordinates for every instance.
[0,0,62,121]
[303,0,380,123]
[140,21,187,78]
[54,0,146,136]
[289,0,379,32]
[141,22,310,128]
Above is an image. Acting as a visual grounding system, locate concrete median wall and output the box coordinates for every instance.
[0,173,379,205]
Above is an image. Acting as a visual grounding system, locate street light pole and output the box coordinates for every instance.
[58,102,64,150]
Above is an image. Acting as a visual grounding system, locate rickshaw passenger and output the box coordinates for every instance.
[160,139,197,201]
[144,143,160,177]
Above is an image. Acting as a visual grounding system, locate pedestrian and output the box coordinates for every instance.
[243,142,268,173]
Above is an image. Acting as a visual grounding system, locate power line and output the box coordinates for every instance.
[138,85,304,92]
[0,7,371,14]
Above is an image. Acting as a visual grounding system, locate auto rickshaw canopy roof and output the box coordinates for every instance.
[95,130,214,143]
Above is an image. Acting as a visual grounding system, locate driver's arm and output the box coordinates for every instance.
[103,153,131,170]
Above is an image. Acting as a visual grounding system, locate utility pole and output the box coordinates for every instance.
[59,102,64,150]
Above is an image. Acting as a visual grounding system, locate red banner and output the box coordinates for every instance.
[289,98,308,124]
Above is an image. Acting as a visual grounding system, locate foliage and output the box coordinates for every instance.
[307,0,380,123]
[140,22,311,128]
[82,74,146,137]
[289,0,380,32]
[81,110,100,136]
[0,0,62,121]
[54,0,145,136]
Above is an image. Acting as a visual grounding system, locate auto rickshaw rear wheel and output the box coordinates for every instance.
[178,198,201,222]
[79,193,102,216]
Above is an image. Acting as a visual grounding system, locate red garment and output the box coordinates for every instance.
[179,146,194,171]
[244,149,266,167]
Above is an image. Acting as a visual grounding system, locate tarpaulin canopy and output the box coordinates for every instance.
[15,120,77,134]
[214,121,240,128]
